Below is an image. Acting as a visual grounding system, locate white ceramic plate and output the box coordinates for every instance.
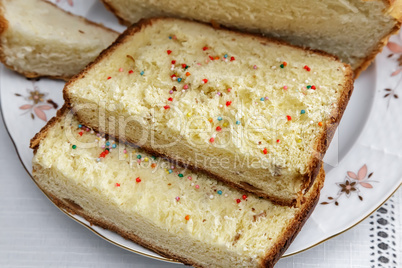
[1,0,401,264]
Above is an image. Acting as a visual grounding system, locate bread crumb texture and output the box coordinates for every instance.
[67,19,349,203]
[33,114,321,267]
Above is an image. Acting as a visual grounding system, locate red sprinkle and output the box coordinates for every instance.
[242,195,247,200]
[304,65,311,71]
[263,148,268,154]
[182,64,187,68]
[164,105,170,110]
[202,79,208,84]
[203,46,208,51]
[236,199,241,204]
[216,126,222,132]
[277,139,280,143]
[287,115,292,121]
[136,177,141,183]
[168,97,173,102]
[167,50,172,55]
[107,77,111,80]
[209,56,214,60]
[171,60,176,64]
[230,56,235,61]
[79,132,83,136]
[209,137,215,143]
[171,74,177,79]
[311,85,316,90]
[128,70,134,74]
[115,183,120,187]
[226,101,232,107]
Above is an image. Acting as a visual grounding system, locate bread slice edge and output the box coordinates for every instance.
[30,107,325,267]
[62,18,350,206]
[0,0,119,81]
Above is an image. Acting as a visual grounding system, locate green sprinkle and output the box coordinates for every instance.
[301,110,306,114]
[72,145,77,149]
[280,64,284,68]
[178,174,184,178]
[137,155,142,159]
[307,85,311,89]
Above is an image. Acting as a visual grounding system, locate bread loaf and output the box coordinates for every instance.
[0,0,119,80]
[102,0,402,77]
[30,108,325,268]
[64,18,353,206]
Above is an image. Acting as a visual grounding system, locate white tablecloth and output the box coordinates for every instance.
[0,109,400,267]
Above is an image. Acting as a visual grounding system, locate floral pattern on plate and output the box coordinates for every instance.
[321,165,378,206]
[15,80,58,121]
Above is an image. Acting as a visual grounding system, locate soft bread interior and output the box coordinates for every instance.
[102,0,400,74]
[32,113,324,268]
[0,0,118,79]
[65,18,351,205]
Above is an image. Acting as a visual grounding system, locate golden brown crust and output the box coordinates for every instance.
[303,65,354,194]
[262,167,325,267]
[31,157,324,268]
[101,0,132,26]
[63,17,347,206]
[0,0,118,81]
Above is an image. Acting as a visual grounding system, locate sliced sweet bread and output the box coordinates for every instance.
[0,0,119,80]
[64,18,353,206]
[30,108,325,268]
[101,0,402,77]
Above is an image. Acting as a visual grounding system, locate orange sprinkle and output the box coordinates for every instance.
[151,163,157,168]
[186,72,191,76]
[208,118,213,123]
[283,62,287,66]
[215,56,220,60]
[185,215,190,221]
[318,122,323,126]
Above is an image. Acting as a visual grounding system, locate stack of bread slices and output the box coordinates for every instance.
[1,0,400,267]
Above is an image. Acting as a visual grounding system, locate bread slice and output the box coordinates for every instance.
[30,107,325,268]
[64,18,352,206]
[101,0,402,77]
[0,0,119,80]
